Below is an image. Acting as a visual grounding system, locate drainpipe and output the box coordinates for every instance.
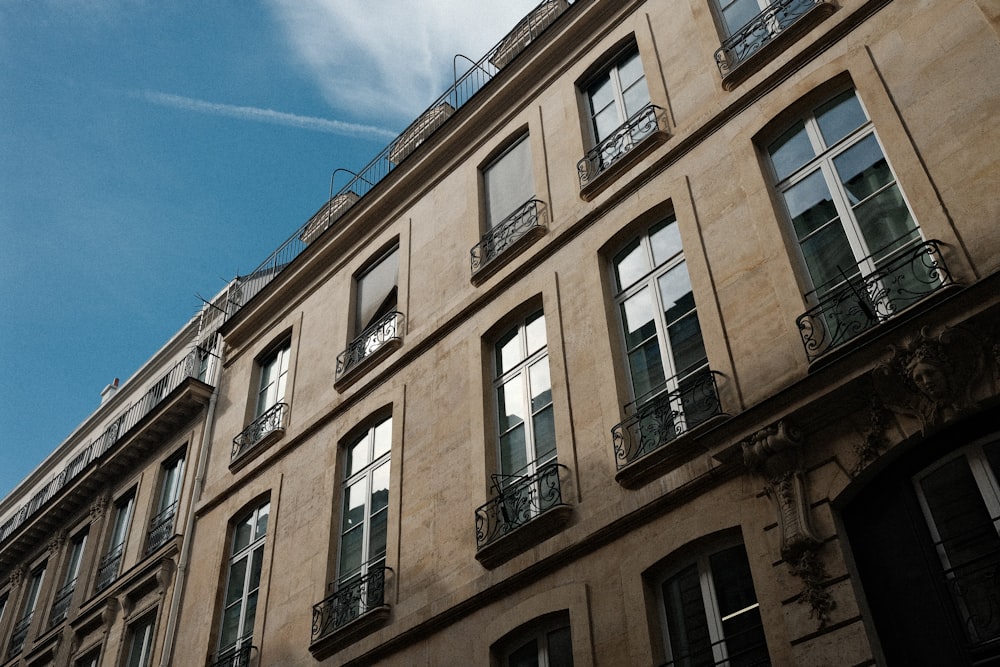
[160,334,224,666]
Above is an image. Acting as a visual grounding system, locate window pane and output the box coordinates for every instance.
[799,222,857,293]
[834,135,893,205]
[768,121,814,182]
[622,289,658,349]
[816,90,867,147]
[485,136,534,228]
[496,328,522,375]
[248,546,264,591]
[343,481,367,531]
[623,77,650,120]
[356,247,399,331]
[508,638,540,667]
[659,264,695,326]
[498,374,527,432]
[371,462,390,514]
[339,525,364,579]
[347,432,370,477]
[628,340,666,400]
[618,50,645,89]
[255,503,269,539]
[614,238,648,291]
[783,170,839,240]
[500,425,528,477]
[547,625,575,667]
[663,564,712,665]
[243,590,258,640]
[721,0,764,34]
[667,312,707,378]
[224,556,248,607]
[372,418,392,461]
[369,508,388,561]
[533,405,556,463]
[854,185,917,259]
[593,105,621,143]
[588,76,615,117]
[920,457,1000,571]
[529,360,552,413]
[526,312,546,356]
[650,218,683,267]
[220,603,241,649]
[710,546,758,618]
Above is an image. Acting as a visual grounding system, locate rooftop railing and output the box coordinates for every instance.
[0,347,209,545]
[796,240,953,362]
[311,566,389,643]
[227,0,573,318]
[714,0,825,75]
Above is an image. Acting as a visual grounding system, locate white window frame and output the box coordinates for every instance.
[499,615,574,667]
[123,611,156,667]
[108,492,134,557]
[157,454,185,516]
[584,46,650,148]
[218,502,270,655]
[255,344,290,418]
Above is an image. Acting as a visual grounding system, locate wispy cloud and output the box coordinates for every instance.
[140,90,398,141]
[266,0,542,124]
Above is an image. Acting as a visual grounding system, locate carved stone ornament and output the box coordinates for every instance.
[8,564,26,589]
[101,598,119,628]
[853,392,893,475]
[90,494,110,520]
[873,325,987,434]
[48,531,68,556]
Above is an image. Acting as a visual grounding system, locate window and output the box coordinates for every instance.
[97,492,134,592]
[75,647,101,667]
[256,344,290,418]
[501,616,574,667]
[234,344,291,462]
[51,530,87,625]
[337,417,392,597]
[768,90,938,358]
[147,454,184,553]
[656,542,768,666]
[7,564,45,658]
[914,439,1000,648]
[123,611,156,667]
[338,247,402,379]
[713,0,827,75]
[218,502,269,659]
[485,135,534,231]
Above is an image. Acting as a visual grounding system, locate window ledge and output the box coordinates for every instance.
[230,420,286,473]
[475,503,572,569]
[308,605,390,661]
[471,200,548,285]
[615,414,730,489]
[717,0,837,91]
[335,312,405,390]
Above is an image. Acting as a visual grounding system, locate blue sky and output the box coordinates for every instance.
[0,0,541,499]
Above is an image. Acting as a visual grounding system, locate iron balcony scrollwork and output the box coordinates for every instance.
[471,199,547,274]
[797,240,953,362]
[611,370,723,470]
[714,0,825,75]
[577,104,667,188]
[7,612,33,658]
[232,402,288,462]
[146,500,179,554]
[209,637,256,667]
[475,462,567,551]
[311,566,388,642]
[49,579,76,626]
[335,311,404,380]
[95,542,125,592]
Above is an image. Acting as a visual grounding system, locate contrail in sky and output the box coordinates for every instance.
[141,90,397,141]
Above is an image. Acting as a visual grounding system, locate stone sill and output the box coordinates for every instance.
[309,605,391,661]
[614,414,731,489]
[334,338,403,391]
[470,224,547,285]
[229,427,285,473]
[475,504,572,569]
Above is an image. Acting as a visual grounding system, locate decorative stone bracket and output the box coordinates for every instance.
[742,419,835,627]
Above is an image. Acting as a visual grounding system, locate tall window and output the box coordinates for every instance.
[355,246,399,339]
[657,542,768,666]
[585,46,650,169]
[768,89,919,303]
[8,565,45,658]
[613,217,708,411]
[256,344,290,418]
[148,454,184,553]
[484,135,534,230]
[97,492,134,592]
[338,417,392,589]
[914,439,1000,647]
[123,611,156,667]
[494,311,555,482]
[501,616,574,667]
[219,502,270,657]
[51,531,87,625]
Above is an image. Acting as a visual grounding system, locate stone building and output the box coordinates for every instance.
[3,0,1000,665]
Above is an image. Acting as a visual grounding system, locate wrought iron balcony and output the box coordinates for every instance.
[797,240,953,362]
[311,567,389,643]
[471,199,547,275]
[209,637,255,667]
[714,0,825,75]
[612,370,723,470]
[578,104,667,189]
[659,618,770,667]
[232,402,288,462]
[146,501,178,554]
[335,311,404,381]
[475,462,568,552]
[7,612,33,658]
[95,543,125,593]
[49,579,76,627]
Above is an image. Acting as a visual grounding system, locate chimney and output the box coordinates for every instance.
[101,377,120,404]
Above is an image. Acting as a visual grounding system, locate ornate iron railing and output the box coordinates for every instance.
[714,0,824,75]
[612,370,723,469]
[311,566,388,642]
[7,612,33,658]
[0,347,209,544]
[797,240,952,362]
[226,0,573,317]
[335,311,404,380]
[49,579,76,626]
[231,402,288,462]
[209,637,255,667]
[935,523,1000,647]
[659,618,770,666]
[475,462,567,550]
[578,104,666,188]
[94,542,125,593]
[146,501,179,554]
[471,199,547,274]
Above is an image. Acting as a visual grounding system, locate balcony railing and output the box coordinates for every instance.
[232,402,288,462]
[95,543,125,593]
[935,522,1000,648]
[611,370,723,470]
[49,579,76,627]
[659,619,771,667]
[796,240,953,362]
[475,462,567,551]
[0,347,209,544]
[146,501,178,554]
[335,311,404,381]
[7,612,33,658]
[471,199,547,275]
[578,104,667,188]
[714,0,825,75]
[311,567,388,643]
[209,637,255,667]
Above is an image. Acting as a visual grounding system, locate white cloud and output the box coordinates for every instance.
[266,0,544,125]
[140,91,397,141]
